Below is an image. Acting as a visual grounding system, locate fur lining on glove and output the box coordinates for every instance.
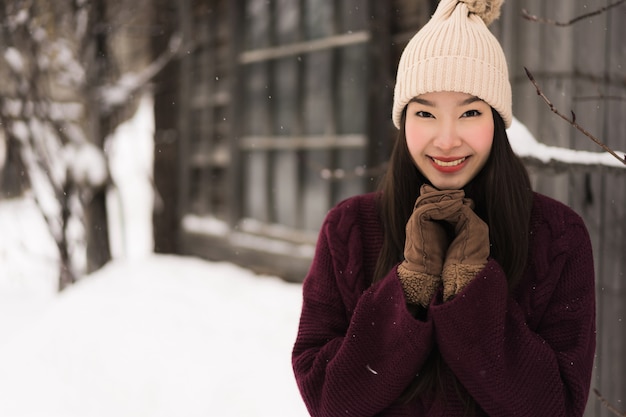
[442,263,486,301]
[397,264,441,307]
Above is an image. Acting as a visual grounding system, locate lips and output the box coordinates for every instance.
[429,156,469,172]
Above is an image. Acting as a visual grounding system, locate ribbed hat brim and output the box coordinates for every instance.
[392,0,512,128]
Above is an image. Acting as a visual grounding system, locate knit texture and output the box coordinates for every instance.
[392,0,512,129]
[292,192,596,416]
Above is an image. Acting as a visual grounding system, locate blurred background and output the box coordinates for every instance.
[0,0,624,416]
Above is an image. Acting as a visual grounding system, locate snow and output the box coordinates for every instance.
[0,252,307,417]
[106,93,155,260]
[507,117,626,169]
[0,198,308,417]
[64,142,108,188]
[4,47,25,72]
[0,92,308,416]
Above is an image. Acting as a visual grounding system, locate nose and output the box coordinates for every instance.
[432,122,462,151]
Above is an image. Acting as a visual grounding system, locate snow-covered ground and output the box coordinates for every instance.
[0,197,308,417]
[0,95,309,417]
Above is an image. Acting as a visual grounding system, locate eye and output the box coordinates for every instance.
[415,111,434,118]
[461,109,482,118]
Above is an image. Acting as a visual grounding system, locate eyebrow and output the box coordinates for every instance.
[410,96,482,107]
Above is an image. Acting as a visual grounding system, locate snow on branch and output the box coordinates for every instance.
[508,118,626,172]
[522,67,626,168]
[98,33,183,112]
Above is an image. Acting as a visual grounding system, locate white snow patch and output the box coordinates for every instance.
[507,117,625,169]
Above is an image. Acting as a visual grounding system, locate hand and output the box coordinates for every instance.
[430,198,490,301]
[397,185,464,307]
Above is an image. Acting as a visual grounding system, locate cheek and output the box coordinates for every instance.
[471,123,494,154]
[405,135,419,156]
[404,123,426,155]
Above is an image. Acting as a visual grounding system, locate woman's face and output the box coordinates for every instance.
[405,91,494,190]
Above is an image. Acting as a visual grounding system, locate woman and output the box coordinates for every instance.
[291,0,596,416]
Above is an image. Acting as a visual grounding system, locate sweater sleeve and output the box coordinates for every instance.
[292,208,435,417]
[430,217,596,417]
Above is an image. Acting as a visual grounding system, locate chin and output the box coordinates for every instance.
[428,180,466,191]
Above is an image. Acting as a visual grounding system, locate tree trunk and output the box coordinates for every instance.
[152,0,181,254]
[0,136,28,199]
[83,0,112,273]
[85,190,111,273]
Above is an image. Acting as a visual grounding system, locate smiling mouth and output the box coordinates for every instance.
[431,157,467,167]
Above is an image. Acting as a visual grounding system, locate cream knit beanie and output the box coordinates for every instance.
[392,0,512,129]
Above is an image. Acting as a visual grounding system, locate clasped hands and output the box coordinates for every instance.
[397,184,490,307]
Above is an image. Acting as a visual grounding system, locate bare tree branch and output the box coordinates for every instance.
[594,389,626,417]
[522,0,626,26]
[98,33,184,113]
[574,95,626,103]
[524,67,626,166]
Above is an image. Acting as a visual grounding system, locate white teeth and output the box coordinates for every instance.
[432,157,466,167]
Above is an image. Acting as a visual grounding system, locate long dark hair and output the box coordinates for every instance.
[373,107,533,408]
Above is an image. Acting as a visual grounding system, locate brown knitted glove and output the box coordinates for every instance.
[397,185,464,307]
[433,198,490,301]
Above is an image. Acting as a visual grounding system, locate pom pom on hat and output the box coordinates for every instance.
[392,0,512,129]
[459,0,504,26]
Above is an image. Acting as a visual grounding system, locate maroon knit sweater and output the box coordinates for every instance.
[292,192,596,416]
